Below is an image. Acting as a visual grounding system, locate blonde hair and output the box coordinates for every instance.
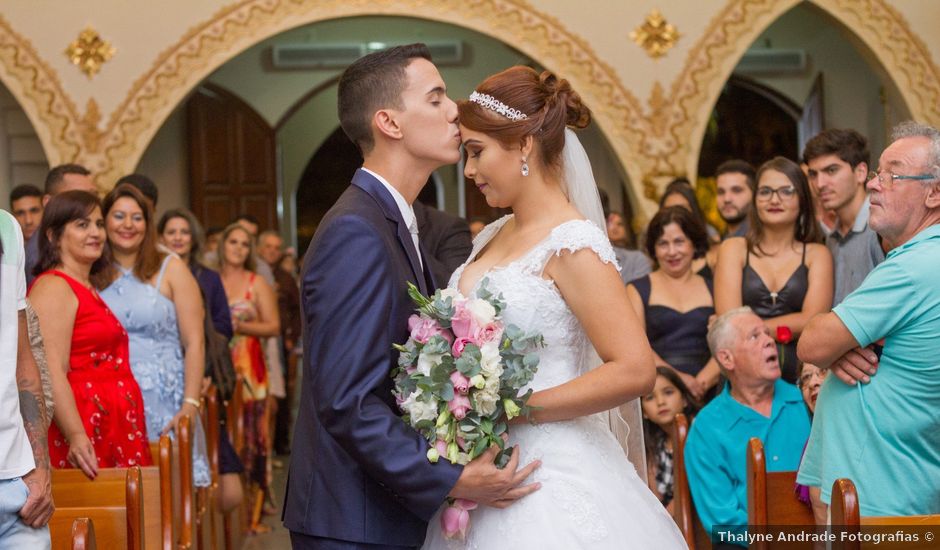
[217,223,257,272]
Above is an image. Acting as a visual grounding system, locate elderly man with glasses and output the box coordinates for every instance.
[797,121,940,522]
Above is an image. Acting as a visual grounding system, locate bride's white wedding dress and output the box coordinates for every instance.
[422,215,688,549]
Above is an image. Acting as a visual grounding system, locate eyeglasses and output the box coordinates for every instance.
[798,367,828,388]
[867,170,936,188]
[755,186,797,201]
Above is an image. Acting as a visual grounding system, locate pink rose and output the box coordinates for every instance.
[409,315,447,344]
[441,499,478,540]
[450,302,480,340]
[474,322,503,344]
[434,439,448,457]
[451,337,473,358]
[448,394,472,420]
[450,371,470,395]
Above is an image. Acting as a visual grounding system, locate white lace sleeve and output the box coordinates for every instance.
[470,214,513,255]
[540,219,620,272]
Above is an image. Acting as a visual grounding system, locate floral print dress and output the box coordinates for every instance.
[101,256,210,486]
[31,270,152,469]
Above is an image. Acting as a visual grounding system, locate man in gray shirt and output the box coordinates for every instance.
[804,129,884,306]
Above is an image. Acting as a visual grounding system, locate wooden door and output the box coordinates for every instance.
[188,84,277,231]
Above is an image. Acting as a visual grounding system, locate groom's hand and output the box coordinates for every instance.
[448,444,541,508]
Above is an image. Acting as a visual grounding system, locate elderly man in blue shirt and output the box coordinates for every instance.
[685,307,811,548]
[798,121,940,521]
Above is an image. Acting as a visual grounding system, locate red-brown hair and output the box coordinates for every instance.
[101,183,164,288]
[457,66,591,176]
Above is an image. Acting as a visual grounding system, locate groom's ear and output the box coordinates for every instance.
[373,109,404,142]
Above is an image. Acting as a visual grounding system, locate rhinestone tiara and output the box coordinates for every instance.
[468,91,528,121]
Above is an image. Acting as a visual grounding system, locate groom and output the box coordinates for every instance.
[284,44,540,549]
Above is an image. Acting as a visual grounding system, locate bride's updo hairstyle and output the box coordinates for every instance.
[458,66,591,177]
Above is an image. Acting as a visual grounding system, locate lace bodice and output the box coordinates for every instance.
[449,215,618,391]
[427,215,688,550]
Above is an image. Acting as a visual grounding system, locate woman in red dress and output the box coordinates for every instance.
[28,190,152,478]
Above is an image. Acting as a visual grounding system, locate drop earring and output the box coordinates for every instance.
[521,157,529,177]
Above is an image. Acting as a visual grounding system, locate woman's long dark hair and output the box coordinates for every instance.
[746,156,823,255]
[157,208,206,270]
[33,190,113,288]
[642,367,700,461]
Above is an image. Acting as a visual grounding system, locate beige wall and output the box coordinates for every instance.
[169,15,632,243]
[0,83,47,210]
[744,3,909,157]
[0,0,938,220]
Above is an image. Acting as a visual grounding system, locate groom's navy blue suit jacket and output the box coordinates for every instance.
[283,169,463,546]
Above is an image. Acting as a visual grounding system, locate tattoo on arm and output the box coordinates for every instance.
[18,387,50,469]
[17,310,51,469]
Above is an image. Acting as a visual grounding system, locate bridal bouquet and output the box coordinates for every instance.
[392,281,544,539]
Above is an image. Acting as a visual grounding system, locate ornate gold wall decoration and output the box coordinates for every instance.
[79,99,105,152]
[630,9,680,59]
[0,14,83,167]
[94,0,653,203]
[635,0,940,196]
[2,0,938,212]
[65,27,115,78]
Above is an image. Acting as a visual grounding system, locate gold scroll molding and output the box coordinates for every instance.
[0,15,83,168]
[95,0,652,206]
[1,1,938,209]
[644,0,940,192]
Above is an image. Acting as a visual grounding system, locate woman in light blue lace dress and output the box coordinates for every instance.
[100,184,210,487]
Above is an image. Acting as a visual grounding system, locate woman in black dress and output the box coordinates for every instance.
[714,157,833,383]
[628,207,720,401]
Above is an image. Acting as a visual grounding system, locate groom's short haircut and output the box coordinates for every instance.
[338,43,433,155]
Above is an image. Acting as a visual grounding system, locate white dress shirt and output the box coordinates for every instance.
[361,167,423,270]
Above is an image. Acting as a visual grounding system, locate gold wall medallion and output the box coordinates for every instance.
[65,27,115,78]
[630,9,680,59]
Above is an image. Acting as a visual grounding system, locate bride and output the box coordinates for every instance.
[422,66,688,548]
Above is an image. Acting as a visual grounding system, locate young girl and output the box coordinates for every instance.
[642,367,699,515]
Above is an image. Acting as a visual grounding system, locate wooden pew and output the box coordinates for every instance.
[198,386,221,550]
[70,517,97,550]
[671,413,711,550]
[224,377,249,548]
[746,437,815,549]
[50,466,143,550]
[831,478,940,550]
[150,414,198,550]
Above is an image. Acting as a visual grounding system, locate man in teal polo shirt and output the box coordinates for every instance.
[686,307,811,548]
[798,121,940,519]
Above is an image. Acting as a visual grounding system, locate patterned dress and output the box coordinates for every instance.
[229,272,269,490]
[31,270,153,469]
[101,256,210,486]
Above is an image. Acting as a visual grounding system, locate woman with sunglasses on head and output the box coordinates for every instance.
[714,157,833,383]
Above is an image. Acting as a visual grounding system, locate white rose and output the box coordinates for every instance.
[483,373,500,393]
[439,288,460,301]
[467,299,497,325]
[402,389,439,424]
[474,387,499,416]
[416,350,443,377]
[480,342,502,378]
